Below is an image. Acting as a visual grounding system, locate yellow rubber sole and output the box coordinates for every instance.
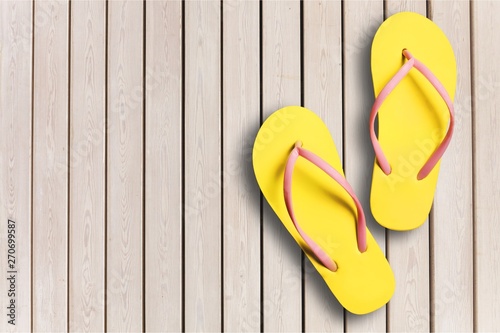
[370,12,457,230]
[253,106,394,315]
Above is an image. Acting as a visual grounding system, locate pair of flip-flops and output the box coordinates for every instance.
[253,12,456,314]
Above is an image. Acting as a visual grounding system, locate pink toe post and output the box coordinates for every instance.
[283,141,367,272]
[369,49,455,180]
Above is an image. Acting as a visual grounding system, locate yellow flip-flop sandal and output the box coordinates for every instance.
[369,12,456,230]
[253,106,394,314]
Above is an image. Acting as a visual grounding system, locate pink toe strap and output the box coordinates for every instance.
[369,49,455,180]
[283,142,367,272]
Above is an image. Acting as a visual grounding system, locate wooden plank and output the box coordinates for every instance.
[184,0,221,331]
[383,1,430,332]
[302,1,344,331]
[342,0,386,331]
[0,1,32,331]
[472,2,500,331]
[144,1,182,331]
[32,1,69,331]
[68,1,106,332]
[429,1,473,331]
[261,1,302,331]
[222,0,261,332]
[106,1,143,331]
[386,0,426,15]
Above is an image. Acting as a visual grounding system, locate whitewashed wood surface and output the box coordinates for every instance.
[0,0,498,332]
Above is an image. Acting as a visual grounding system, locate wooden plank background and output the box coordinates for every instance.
[0,0,498,332]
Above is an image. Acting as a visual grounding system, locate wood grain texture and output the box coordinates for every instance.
[0,1,496,330]
[342,0,386,331]
[302,1,344,331]
[222,0,261,332]
[69,1,106,332]
[472,2,500,331]
[384,2,430,332]
[429,1,474,331]
[184,1,222,331]
[262,1,302,331]
[386,0,426,15]
[144,1,182,331]
[0,1,32,332]
[106,1,143,331]
[32,1,69,331]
